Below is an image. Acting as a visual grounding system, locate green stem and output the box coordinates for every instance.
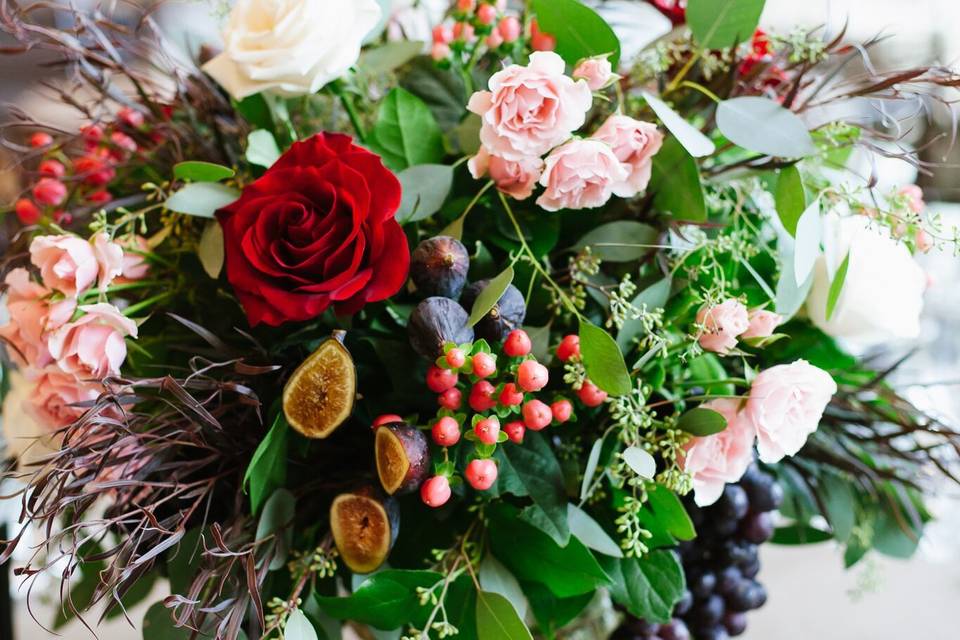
[122,291,175,317]
[680,80,723,104]
[333,85,366,144]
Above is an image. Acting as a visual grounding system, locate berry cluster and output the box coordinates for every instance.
[430,0,554,64]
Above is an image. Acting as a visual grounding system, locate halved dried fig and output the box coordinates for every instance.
[375,423,430,495]
[330,487,399,574]
[282,333,356,439]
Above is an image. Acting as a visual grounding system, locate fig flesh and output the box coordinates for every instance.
[408,296,474,359]
[282,335,356,439]
[330,487,399,574]
[411,236,470,299]
[375,423,430,495]
[460,280,527,343]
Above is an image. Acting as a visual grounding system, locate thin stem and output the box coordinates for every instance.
[333,85,366,144]
[122,291,174,317]
[663,50,702,96]
[680,80,723,103]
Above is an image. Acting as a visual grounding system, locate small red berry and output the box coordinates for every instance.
[456,0,476,12]
[474,415,500,445]
[472,352,496,378]
[517,359,549,393]
[118,107,145,128]
[503,329,532,357]
[476,3,497,25]
[577,380,608,407]
[433,23,453,44]
[453,21,475,42]
[29,132,53,148]
[372,414,403,429]
[426,365,458,393]
[87,190,112,205]
[522,399,552,431]
[504,420,525,444]
[109,131,137,160]
[38,159,65,178]
[498,382,524,407]
[465,458,498,490]
[551,399,573,423]
[438,387,463,410]
[498,16,521,42]
[421,476,452,508]
[556,335,580,362]
[432,416,461,446]
[53,210,72,225]
[14,199,41,225]
[80,124,104,144]
[74,154,115,187]
[469,380,497,412]
[33,178,67,206]
[445,348,466,369]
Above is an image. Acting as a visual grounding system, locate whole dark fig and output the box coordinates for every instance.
[408,296,474,359]
[410,236,470,299]
[460,280,526,343]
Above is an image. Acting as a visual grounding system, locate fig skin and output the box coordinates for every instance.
[460,280,527,343]
[408,297,474,359]
[330,486,400,574]
[410,236,470,299]
[375,423,430,495]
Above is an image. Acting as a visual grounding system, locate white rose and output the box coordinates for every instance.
[202,0,382,99]
[807,214,926,344]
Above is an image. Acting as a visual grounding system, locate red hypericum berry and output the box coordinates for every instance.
[372,413,403,429]
[474,415,500,445]
[432,23,453,44]
[118,106,145,128]
[498,382,524,407]
[522,399,552,431]
[517,359,549,393]
[486,31,504,48]
[29,132,53,148]
[426,365,459,393]
[74,155,115,187]
[476,3,497,24]
[577,380,608,407]
[80,124,104,144]
[472,352,496,378]
[498,15,521,42]
[503,329,532,357]
[438,387,463,410]
[504,420,526,444]
[465,458,498,490]
[431,42,451,61]
[445,348,466,369]
[529,19,556,51]
[87,190,112,205]
[14,199,41,225]
[432,416,461,446]
[456,0,476,12]
[38,159,65,178]
[109,131,137,159]
[33,178,67,206]
[556,335,580,362]
[53,210,72,225]
[421,476,452,508]
[453,21,475,42]
[469,380,497,412]
[551,399,573,423]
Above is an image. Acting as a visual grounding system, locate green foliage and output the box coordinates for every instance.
[825,251,850,320]
[285,609,319,640]
[476,591,533,640]
[650,136,707,222]
[676,407,728,436]
[467,265,515,327]
[642,92,715,158]
[687,0,767,49]
[173,161,234,183]
[579,319,632,397]
[775,165,806,237]
[255,489,295,570]
[598,551,686,623]
[165,182,240,218]
[567,504,623,557]
[315,570,442,630]
[371,87,445,171]
[399,57,467,132]
[243,412,289,514]
[142,602,190,639]
[530,0,622,67]
[246,130,282,168]
[716,97,816,158]
[573,221,658,262]
[396,164,454,223]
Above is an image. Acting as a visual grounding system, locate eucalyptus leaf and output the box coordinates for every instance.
[793,199,822,286]
[775,240,814,319]
[530,0,621,67]
[573,221,658,262]
[197,221,224,279]
[775,165,806,236]
[467,266,514,327]
[476,591,532,640]
[825,251,850,321]
[479,555,528,620]
[579,438,603,502]
[525,324,552,363]
[285,609,319,640]
[173,161,234,183]
[716,97,816,158]
[687,0,766,49]
[622,446,656,479]
[568,504,623,557]
[676,408,727,437]
[650,136,707,222]
[359,40,424,76]
[246,129,282,168]
[642,92,715,158]
[579,319,632,397]
[396,164,454,223]
[165,182,239,218]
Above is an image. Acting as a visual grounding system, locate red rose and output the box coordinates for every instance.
[217,133,409,326]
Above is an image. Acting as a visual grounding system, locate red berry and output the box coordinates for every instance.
[556,335,580,362]
[109,131,137,160]
[577,380,608,407]
[474,415,500,445]
[522,399,552,431]
[432,24,453,44]
[503,329,532,357]
[74,154,115,187]
[476,3,497,25]
[438,387,463,410]
[504,420,526,444]
[432,416,461,446]
[445,348,466,369]
[421,476,452,508]
[80,124,104,144]
[472,352,496,378]
[53,210,72,225]
[14,199,41,225]
[87,190,112,205]
[469,380,497,412]
[118,107,145,128]
[498,16,521,42]
[517,359,549,393]
[372,414,403,429]
[29,132,53,148]
[33,178,67,206]
[498,382,524,407]
[456,0,475,12]
[465,458,498,490]
[38,160,65,178]
[426,365,458,393]
[551,399,573,423]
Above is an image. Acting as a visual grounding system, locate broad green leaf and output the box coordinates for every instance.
[476,591,532,640]
[444,575,479,640]
[371,87,445,171]
[496,431,570,545]
[775,240,814,319]
[622,446,656,479]
[396,164,454,223]
[142,602,190,640]
[642,92,715,158]
[315,570,441,630]
[359,40,424,76]
[173,161,234,183]
[243,413,288,514]
[523,582,593,637]
[716,97,816,158]
[650,136,707,222]
[256,489,295,570]
[617,278,672,351]
[687,0,766,49]
[567,504,623,557]
[467,265,514,327]
[579,319,631,397]
[687,353,733,396]
[454,114,482,155]
[579,438,603,501]
[479,556,528,620]
[597,551,686,623]
[775,165,806,236]
[530,0,621,67]
[821,473,856,543]
[825,251,850,321]
[676,407,728,436]
[246,129,282,168]
[770,524,833,545]
[645,484,696,541]
[400,56,468,132]
[165,182,239,218]
[573,221,658,262]
[197,221,224,279]
[793,199,822,286]
[285,609,319,640]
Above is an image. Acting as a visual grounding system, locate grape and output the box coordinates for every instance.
[740,511,774,544]
[723,612,748,636]
[692,626,729,640]
[674,590,694,616]
[690,594,725,627]
[660,619,691,640]
[689,570,717,599]
[714,485,749,521]
[717,565,742,595]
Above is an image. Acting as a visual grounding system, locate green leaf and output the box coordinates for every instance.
[568,504,623,557]
[530,0,621,67]
[525,324,552,363]
[467,265,514,327]
[496,431,570,545]
[687,353,733,396]
[476,591,532,640]
[687,0,767,49]
[825,251,850,321]
[573,221,658,262]
[775,165,806,236]
[173,161,234,183]
[821,473,856,543]
[243,413,288,514]
[400,56,468,132]
[597,551,686,624]
[523,582,593,637]
[676,407,728,437]
[142,602,190,640]
[256,489,295,571]
[771,524,833,545]
[197,221,224,279]
[315,570,442,630]
[716,97,816,158]
[775,239,814,319]
[371,87,445,171]
[479,555,528,620]
[246,129,282,168]
[285,609,319,640]
[650,136,707,222]
[165,182,239,218]
[359,40,424,76]
[645,484,696,541]
[617,278,672,351]
[396,164,454,223]
[793,199,822,286]
[642,92,715,158]
[579,438,603,502]
[622,446,656,479]
[579,319,631,397]
[445,575,480,640]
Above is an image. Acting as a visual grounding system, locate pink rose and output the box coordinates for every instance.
[899,184,924,214]
[467,51,592,161]
[536,139,629,212]
[573,55,614,91]
[0,268,75,367]
[30,234,99,297]
[680,398,757,506]
[468,146,543,200]
[746,360,837,463]
[26,367,104,430]
[741,309,783,339]
[120,235,151,281]
[47,302,138,379]
[696,299,750,355]
[591,114,663,196]
[91,232,124,291]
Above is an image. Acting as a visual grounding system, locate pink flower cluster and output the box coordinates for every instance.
[0,233,146,432]
[431,1,528,62]
[696,299,782,355]
[467,51,663,211]
[681,360,837,506]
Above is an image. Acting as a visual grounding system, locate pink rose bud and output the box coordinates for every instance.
[915,228,933,253]
[453,21,475,42]
[431,42,451,61]
[433,24,453,44]
[696,299,750,355]
[117,106,145,128]
[29,234,99,297]
[29,132,53,148]
[536,139,628,211]
[39,159,66,178]
[497,15,521,42]
[680,398,757,506]
[591,114,663,197]
[899,184,924,214]
[742,309,783,339]
[485,31,504,48]
[47,302,139,379]
[14,198,41,225]
[468,146,543,201]
[573,55,615,91]
[33,178,67,206]
[476,3,497,25]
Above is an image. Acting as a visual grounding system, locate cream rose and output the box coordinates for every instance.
[202,0,382,100]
